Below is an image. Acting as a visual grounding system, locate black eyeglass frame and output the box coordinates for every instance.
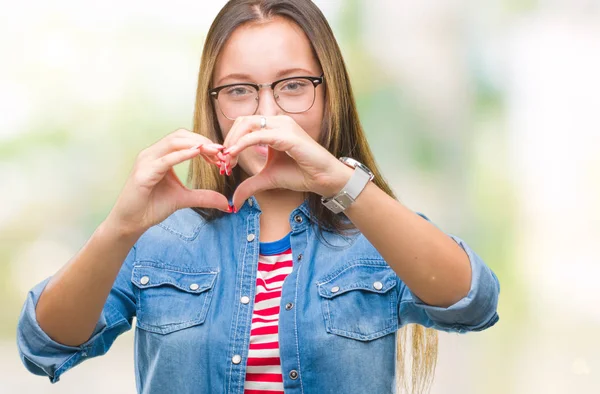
[209,74,325,119]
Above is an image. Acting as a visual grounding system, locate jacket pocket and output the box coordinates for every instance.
[317,260,399,341]
[131,264,218,334]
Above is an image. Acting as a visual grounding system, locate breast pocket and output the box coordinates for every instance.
[317,260,399,341]
[131,264,218,335]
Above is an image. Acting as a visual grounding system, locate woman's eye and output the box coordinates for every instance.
[225,86,253,97]
[281,80,307,91]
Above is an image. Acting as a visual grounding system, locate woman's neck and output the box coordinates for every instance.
[253,188,306,216]
[253,188,306,243]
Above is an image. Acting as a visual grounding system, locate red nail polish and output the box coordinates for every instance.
[227,205,233,213]
[233,206,237,213]
[222,149,230,156]
[220,168,224,175]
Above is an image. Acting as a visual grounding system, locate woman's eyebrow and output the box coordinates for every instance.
[216,73,253,86]
[216,68,317,86]
[274,67,316,78]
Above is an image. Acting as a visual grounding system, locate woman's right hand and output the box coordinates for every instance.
[106,128,230,236]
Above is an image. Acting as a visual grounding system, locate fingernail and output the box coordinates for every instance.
[226,165,231,176]
[233,206,237,213]
[227,205,233,213]
[219,167,224,175]
[190,144,202,150]
[222,149,230,156]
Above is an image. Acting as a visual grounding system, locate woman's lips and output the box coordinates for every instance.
[254,144,268,156]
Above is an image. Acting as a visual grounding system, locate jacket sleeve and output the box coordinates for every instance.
[16,243,138,383]
[397,213,500,333]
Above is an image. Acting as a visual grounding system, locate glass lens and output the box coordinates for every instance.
[274,78,315,113]
[217,84,258,119]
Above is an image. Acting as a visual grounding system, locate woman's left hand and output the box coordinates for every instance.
[220,115,351,210]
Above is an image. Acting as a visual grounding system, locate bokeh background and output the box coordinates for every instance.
[1,0,599,393]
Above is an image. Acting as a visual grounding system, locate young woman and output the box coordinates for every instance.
[17,1,500,393]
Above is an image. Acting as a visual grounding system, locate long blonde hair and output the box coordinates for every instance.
[186,1,438,392]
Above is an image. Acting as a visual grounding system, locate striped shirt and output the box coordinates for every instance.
[243,232,293,394]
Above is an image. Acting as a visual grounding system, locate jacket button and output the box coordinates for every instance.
[331,286,340,293]
[297,253,303,262]
[289,370,299,379]
[247,234,255,242]
[285,302,294,310]
[373,281,383,290]
[189,283,199,291]
[294,215,303,223]
[240,296,250,304]
[140,276,150,285]
[232,355,242,364]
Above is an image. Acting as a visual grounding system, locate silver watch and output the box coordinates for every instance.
[321,157,375,214]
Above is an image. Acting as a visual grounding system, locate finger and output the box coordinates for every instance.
[176,188,231,212]
[222,116,246,149]
[144,132,223,160]
[199,152,221,166]
[152,145,206,174]
[197,143,226,154]
[223,115,279,156]
[216,150,227,162]
[224,129,295,157]
[231,172,275,210]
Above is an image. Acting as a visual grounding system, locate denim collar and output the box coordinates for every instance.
[241,195,311,219]
[238,196,310,228]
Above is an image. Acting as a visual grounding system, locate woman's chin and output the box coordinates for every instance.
[237,156,267,178]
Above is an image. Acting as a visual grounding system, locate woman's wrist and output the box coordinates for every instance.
[101,213,147,242]
[314,159,354,198]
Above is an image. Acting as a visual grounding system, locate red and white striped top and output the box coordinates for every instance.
[243,233,293,394]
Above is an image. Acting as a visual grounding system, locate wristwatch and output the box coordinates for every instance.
[321,157,375,214]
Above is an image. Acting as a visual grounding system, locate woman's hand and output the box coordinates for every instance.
[220,115,352,210]
[107,128,230,236]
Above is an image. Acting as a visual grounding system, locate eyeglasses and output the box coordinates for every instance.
[209,74,324,120]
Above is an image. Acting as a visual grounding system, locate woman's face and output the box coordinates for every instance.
[212,16,325,178]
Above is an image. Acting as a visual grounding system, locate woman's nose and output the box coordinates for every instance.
[255,88,283,116]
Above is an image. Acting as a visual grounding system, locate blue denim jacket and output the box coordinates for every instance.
[17,196,500,393]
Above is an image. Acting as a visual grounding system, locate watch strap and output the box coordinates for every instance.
[321,162,372,214]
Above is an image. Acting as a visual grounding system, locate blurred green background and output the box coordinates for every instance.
[1,1,599,393]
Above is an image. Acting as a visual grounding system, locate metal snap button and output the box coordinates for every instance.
[232,355,242,364]
[247,234,255,242]
[289,370,299,379]
[285,302,294,310]
[189,283,199,291]
[248,198,253,207]
[373,281,383,290]
[294,215,303,223]
[331,286,340,293]
[140,276,150,285]
[297,253,303,262]
[240,296,250,304]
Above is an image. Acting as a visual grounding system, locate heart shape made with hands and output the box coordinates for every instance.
[187,138,278,214]
[192,115,344,213]
[211,143,292,213]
